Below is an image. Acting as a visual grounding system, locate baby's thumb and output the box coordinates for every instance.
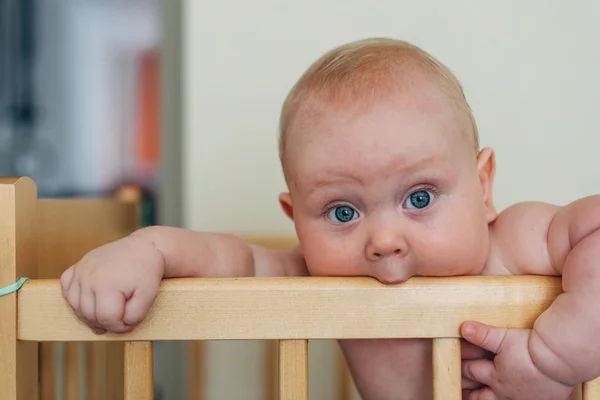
[461,321,506,355]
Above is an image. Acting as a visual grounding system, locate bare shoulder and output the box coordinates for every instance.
[546,195,600,273]
[490,201,561,276]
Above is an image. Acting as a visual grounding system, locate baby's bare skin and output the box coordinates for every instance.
[61,196,600,400]
[340,198,600,400]
[60,40,600,400]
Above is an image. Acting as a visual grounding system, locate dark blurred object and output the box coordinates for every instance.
[1,0,51,178]
[0,1,160,201]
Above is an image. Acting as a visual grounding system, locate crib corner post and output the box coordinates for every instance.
[0,177,39,400]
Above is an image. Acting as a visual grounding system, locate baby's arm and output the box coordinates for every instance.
[459,199,600,399]
[60,226,307,333]
[531,195,600,385]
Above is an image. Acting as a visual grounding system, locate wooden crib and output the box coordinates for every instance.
[1,176,600,400]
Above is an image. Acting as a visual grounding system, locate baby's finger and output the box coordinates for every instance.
[60,266,75,294]
[79,287,96,323]
[461,339,493,360]
[461,376,483,390]
[461,321,507,355]
[66,281,84,322]
[79,288,106,334]
[463,386,497,400]
[95,291,128,333]
[462,359,495,388]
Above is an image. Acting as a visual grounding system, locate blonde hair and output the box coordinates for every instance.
[278,38,479,179]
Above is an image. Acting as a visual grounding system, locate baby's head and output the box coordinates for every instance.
[277,38,497,283]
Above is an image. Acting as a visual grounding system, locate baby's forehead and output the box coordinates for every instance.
[287,121,470,192]
[279,44,480,184]
[294,83,467,146]
[290,70,472,141]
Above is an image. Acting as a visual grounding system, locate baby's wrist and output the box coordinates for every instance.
[128,228,167,277]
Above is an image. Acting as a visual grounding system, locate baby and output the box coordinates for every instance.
[60,38,600,400]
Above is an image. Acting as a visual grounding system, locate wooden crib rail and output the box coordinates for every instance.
[12,276,600,400]
[19,276,562,341]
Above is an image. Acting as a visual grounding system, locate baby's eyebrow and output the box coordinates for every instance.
[303,149,451,194]
[311,153,441,186]
[309,174,364,191]
[302,178,356,205]
[305,159,451,200]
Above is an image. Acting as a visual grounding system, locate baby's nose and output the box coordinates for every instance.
[370,247,402,259]
[365,228,407,262]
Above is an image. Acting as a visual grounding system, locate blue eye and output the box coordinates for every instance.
[405,190,434,209]
[327,205,358,223]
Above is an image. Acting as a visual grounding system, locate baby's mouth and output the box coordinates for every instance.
[378,278,405,285]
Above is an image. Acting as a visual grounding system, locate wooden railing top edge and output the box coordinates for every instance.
[0,176,32,185]
[17,276,562,342]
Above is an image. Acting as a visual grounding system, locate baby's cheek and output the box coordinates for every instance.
[296,221,364,277]
[451,231,489,274]
[415,223,487,276]
[305,251,346,276]
[303,242,358,277]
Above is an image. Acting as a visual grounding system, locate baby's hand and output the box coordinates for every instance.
[460,321,574,400]
[60,234,165,335]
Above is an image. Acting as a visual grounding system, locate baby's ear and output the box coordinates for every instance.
[278,192,294,221]
[476,147,497,222]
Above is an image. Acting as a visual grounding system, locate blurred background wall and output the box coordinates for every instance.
[2,0,600,398]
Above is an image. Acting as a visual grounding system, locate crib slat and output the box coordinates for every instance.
[65,342,80,400]
[432,338,461,400]
[188,341,205,400]
[106,343,125,399]
[0,177,39,400]
[583,377,600,400]
[86,342,108,400]
[40,343,57,400]
[337,347,354,400]
[266,340,278,400]
[279,340,308,400]
[124,341,154,400]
